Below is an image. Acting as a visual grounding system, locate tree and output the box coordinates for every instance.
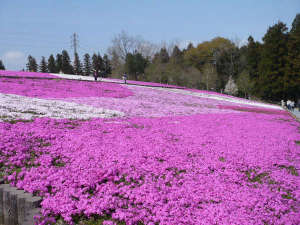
[102,54,112,77]
[246,36,261,93]
[83,53,92,76]
[125,51,148,80]
[73,53,83,75]
[170,45,183,65]
[237,70,253,98]
[202,63,218,90]
[224,76,238,95]
[56,54,63,73]
[258,21,288,101]
[284,14,300,100]
[0,60,5,70]
[39,56,48,73]
[92,53,103,73]
[158,48,169,63]
[48,55,56,73]
[61,50,73,74]
[26,55,38,72]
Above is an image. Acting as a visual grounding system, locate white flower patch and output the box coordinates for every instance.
[0,93,124,122]
[50,73,122,84]
[147,87,283,110]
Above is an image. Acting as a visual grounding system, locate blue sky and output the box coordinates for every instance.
[0,0,299,70]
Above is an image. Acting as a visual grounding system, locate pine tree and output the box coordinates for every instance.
[26,55,38,72]
[158,48,169,63]
[186,42,194,51]
[246,36,261,93]
[39,56,48,73]
[83,53,92,76]
[48,55,57,73]
[102,54,111,77]
[61,50,73,74]
[284,14,300,100]
[56,54,63,73]
[73,53,83,75]
[170,45,183,65]
[92,53,103,73]
[125,51,148,80]
[0,60,5,70]
[258,21,288,101]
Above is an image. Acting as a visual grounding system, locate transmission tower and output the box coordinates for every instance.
[71,33,79,56]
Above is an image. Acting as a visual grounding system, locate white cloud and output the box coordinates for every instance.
[1,51,26,70]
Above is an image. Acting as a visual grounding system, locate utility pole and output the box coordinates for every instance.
[71,33,78,57]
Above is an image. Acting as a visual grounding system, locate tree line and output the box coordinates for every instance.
[0,14,299,102]
[25,50,112,77]
[107,14,300,102]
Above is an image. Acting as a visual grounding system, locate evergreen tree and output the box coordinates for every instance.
[26,55,38,72]
[246,36,261,93]
[125,51,148,80]
[102,54,112,77]
[0,60,5,70]
[61,50,73,74]
[56,54,63,73]
[158,48,169,63]
[92,53,103,73]
[258,21,288,101]
[186,42,194,51]
[170,45,183,65]
[284,14,300,100]
[73,53,83,75]
[48,54,57,73]
[83,53,92,76]
[39,56,48,73]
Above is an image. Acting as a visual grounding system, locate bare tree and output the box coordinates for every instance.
[108,31,159,62]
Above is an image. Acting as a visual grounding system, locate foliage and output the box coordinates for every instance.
[56,54,63,73]
[73,53,83,75]
[237,70,253,98]
[284,13,300,100]
[47,55,57,73]
[0,60,5,70]
[258,21,288,101]
[61,50,74,74]
[92,53,103,73]
[102,54,112,77]
[125,52,148,80]
[83,53,92,76]
[26,55,38,72]
[39,56,48,73]
[224,75,238,95]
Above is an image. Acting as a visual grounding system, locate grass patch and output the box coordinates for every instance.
[7,119,34,124]
[245,170,269,184]
[218,156,226,162]
[275,164,299,176]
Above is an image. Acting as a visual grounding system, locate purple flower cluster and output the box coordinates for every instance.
[1,113,299,224]
[0,78,133,98]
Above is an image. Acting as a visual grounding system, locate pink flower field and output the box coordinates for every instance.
[0,71,299,225]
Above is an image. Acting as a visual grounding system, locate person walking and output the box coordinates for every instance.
[291,100,295,111]
[287,100,291,110]
[93,70,98,81]
[122,72,128,84]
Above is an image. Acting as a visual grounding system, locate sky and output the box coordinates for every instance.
[0,0,299,70]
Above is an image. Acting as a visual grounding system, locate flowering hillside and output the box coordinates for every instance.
[0,71,299,225]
